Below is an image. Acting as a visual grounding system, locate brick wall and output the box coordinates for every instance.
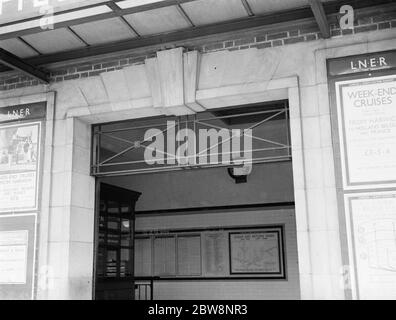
[0,6,395,91]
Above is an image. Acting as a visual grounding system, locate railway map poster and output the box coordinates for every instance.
[335,75,396,189]
[0,122,41,212]
[345,192,396,299]
[229,228,284,277]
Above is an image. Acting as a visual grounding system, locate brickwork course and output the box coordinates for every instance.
[0,6,395,91]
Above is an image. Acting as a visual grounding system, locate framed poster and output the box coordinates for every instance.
[335,75,396,190]
[177,235,201,276]
[0,214,36,300]
[134,237,152,277]
[153,236,176,276]
[202,232,229,277]
[229,228,285,277]
[134,225,287,280]
[0,230,28,284]
[345,191,396,300]
[0,121,41,213]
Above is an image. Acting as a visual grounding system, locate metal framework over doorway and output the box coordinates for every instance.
[91,102,292,176]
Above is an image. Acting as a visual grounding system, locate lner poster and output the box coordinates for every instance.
[336,75,396,189]
[0,122,41,213]
[0,230,28,284]
[345,192,396,299]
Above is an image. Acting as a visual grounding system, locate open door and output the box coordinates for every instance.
[94,182,141,300]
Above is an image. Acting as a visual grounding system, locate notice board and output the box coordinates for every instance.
[135,226,285,280]
[229,230,283,275]
[335,75,396,189]
[0,215,36,300]
[328,50,396,299]
[0,101,46,300]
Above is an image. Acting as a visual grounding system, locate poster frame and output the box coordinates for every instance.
[327,51,396,299]
[228,227,285,277]
[335,74,396,190]
[0,121,43,214]
[134,224,287,280]
[344,190,396,300]
[0,99,48,300]
[0,213,37,300]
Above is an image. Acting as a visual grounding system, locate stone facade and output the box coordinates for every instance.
[0,5,395,300]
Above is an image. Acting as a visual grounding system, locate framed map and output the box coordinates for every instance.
[345,191,396,299]
[229,228,284,277]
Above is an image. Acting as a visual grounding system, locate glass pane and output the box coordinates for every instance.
[121,219,132,246]
[107,219,119,231]
[107,233,119,245]
[106,250,118,277]
[121,248,132,277]
[107,201,119,214]
[121,219,130,232]
[99,233,105,245]
[121,205,131,213]
[97,251,104,277]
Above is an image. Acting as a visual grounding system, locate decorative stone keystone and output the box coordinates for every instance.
[145,47,205,116]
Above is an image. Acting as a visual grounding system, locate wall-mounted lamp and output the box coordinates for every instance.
[227,160,252,184]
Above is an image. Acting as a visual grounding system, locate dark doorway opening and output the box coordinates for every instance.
[94,182,141,300]
[91,102,299,300]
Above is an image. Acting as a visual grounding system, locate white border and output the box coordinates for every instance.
[335,74,396,190]
[0,121,42,213]
[0,213,37,300]
[344,190,396,300]
[0,229,29,284]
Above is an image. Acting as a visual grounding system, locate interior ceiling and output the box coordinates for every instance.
[0,0,392,81]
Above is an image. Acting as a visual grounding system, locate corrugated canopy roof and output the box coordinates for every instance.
[0,0,392,82]
[0,0,336,57]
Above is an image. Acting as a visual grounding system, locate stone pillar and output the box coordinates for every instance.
[44,117,95,299]
[292,81,345,300]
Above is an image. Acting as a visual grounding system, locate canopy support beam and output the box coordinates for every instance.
[308,0,331,39]
[0,48,49,83]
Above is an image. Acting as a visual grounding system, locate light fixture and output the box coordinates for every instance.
[122,220,130,229]
[227,158,252,184]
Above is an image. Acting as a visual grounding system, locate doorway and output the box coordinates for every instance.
[94,183,140,300]
[91,102,300,300]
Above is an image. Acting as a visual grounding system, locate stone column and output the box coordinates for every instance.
[44,117,95,299]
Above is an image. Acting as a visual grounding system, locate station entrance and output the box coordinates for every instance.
[91,101,300,300]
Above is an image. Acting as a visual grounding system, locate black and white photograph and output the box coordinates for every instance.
[0,123,39,172]
[0,0,395,309]
[0,123,40,212]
